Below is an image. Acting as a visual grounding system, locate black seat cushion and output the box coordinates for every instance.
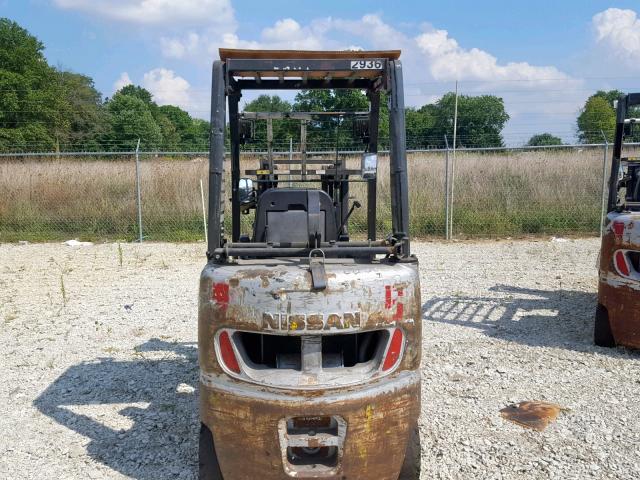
[253,189,337,244]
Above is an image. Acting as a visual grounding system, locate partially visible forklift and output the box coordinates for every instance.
[595,92,640,348]
[198,49,422,479]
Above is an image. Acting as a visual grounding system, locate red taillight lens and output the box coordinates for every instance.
[382,329,404,371]
[612,221,625,236]
[615,251,631,277]
[218,331,240,373]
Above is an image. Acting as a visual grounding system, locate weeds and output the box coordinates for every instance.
[0,149,633,240]
[60,274,67,306]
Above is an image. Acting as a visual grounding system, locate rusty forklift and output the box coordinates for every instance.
[595,92,640,349]
[198,49,422,479]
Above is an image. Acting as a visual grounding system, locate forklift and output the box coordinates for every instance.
[595,92,640,349]
[198,49,422,479]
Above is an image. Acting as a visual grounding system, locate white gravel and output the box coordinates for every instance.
[0,239,638,479]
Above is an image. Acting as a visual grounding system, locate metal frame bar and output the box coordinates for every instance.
[226,58,387,74]
[207,60,226,258]
[387,60,410,256]
[240,111,369,120]
[367,90,380,241]
[233,79,375,90]
[229,93,241,242]
[214,246,396,259]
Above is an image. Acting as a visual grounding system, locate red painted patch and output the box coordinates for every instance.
[393,288,404,321]
[212,282,229,310]
[385,285,393,309]
[384,285,404,321]
[613,221,625,236]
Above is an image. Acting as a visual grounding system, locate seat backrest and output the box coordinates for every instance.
[253,189,337,244]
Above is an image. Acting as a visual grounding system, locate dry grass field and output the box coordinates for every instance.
[0,148,612,242]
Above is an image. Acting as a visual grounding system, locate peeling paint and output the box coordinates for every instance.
[598,212,640,348]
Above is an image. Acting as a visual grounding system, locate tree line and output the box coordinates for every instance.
[0,18,209,152]
[0,17,636,153]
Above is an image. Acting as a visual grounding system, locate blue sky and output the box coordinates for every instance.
[2,0,640,144]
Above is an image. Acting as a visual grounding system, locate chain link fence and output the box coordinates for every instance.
[0,144,625,243]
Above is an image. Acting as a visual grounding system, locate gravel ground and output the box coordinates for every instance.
[0,238,638,479]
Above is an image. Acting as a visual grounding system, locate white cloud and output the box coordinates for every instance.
[161,32,201,59]
[53,0,234,26]
[142,68,192,109]
[159,16,326,59]
[113,71,132,92]
[88,6,589,143]
[415,28,572,85]
[592,8,640,67]
[113,69,197,112]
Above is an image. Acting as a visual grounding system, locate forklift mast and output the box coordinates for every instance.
[207,49,411,262]
[607,93,640,212]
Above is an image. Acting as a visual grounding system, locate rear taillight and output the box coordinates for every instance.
[218,331,241,373]
[382,329,404,371]
[615,251,631,277]
[612,221,625,236]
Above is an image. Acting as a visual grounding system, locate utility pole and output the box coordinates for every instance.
[444,135,451,240]
[134,138,143,243]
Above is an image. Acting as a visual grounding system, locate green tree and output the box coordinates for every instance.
[405,105,436,149]
[293,90,370,148]
[104,92,163,150]
[431,93,509,148]
[577,89,640,143]
[577,96,616,144]
[0,18,65,151]
[190,118,210,150]
[118,85,154,105]
[592,89,624,107]
[527,133,563,146]
[243,95,297,149]
[57,71,107,150]
[159,105,210,150]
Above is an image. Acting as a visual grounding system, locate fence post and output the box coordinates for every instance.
[444,135,450,240]
[134,138,143,243]
[600,130,609,238]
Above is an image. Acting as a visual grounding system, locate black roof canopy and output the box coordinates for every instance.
[220,48,401,90]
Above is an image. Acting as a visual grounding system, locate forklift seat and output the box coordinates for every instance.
[253,189,338,245]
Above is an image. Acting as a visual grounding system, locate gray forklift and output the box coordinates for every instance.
[198,49,422,480]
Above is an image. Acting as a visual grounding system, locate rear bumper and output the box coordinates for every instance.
[598,279,640,348]
[200,370,421,480]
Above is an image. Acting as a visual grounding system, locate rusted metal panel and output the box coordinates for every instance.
[198,256,421,478]
[198,258,421,377]
[200,372,420,480]
[598,212,640,348]
[219,48,401,61]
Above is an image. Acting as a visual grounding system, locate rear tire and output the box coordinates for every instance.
[398,424,421,480]
[594,304,615,348]
[199,423,224,480]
